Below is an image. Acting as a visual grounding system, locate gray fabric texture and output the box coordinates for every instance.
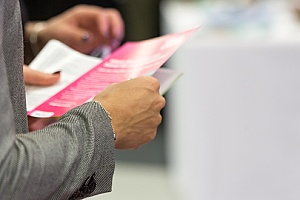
[0,0,115,199]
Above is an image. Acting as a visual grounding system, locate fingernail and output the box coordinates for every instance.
[81,32,90,42]
[52,71,61,75]
[111,39,120,49]
[102,28,109,39]
[117,31,124,41]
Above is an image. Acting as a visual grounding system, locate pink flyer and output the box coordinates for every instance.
[27,27,199,117]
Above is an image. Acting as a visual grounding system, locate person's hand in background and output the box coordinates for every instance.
[93,76,166,150]
[23,4,124,128]
[25,4,124,59]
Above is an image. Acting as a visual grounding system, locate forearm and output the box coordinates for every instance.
[0,102,115,199]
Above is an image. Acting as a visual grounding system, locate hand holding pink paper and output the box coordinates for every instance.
[27,27,199,117]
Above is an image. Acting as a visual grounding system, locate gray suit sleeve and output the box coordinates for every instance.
[0,0,115,198]
[0,101,115,200]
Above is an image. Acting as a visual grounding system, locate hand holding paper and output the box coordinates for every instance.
[26,27,199,118]
[23,65,61,86]
[94,76,165,149]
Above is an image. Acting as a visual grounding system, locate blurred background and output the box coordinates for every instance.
[100,0,300,200]
[26,0,300,199]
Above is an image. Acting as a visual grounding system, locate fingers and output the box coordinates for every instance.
[72,5,124,47]
[59,26,98,54]
[37,5,124,54]
[126,76,166,110]
[83,6,124,42]
[96,9,124,50]
[23,65,60,86]
[93,76,165,150]
[103,8,124,44]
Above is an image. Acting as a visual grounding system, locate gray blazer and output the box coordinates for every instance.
[0,0,115,199]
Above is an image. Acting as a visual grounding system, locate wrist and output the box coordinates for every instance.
[26,22,46,56]
[92,100,116,143]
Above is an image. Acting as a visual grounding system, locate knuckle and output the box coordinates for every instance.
[73,5,102,14]
[146,76,160,90]
[107,8,120,16]
[73,5,85,12]
[158,96,166,108]
[151,114,163,126]
[146,130,157,141]
[154,96,166,110]
[156,115,163,125]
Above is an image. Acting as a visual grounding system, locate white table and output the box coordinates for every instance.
[161,1,300,200]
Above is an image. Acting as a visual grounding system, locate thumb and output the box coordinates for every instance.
[23,65,60,86]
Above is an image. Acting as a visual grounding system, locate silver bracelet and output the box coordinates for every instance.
[29,22,45,56]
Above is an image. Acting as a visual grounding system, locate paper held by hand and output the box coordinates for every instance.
[26,27,199,118]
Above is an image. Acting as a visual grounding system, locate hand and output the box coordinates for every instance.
[25,5,124,55]
[23,65,60,86]
[28,117,58,132]
[93,76,166,150]
[24,65,60,131]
